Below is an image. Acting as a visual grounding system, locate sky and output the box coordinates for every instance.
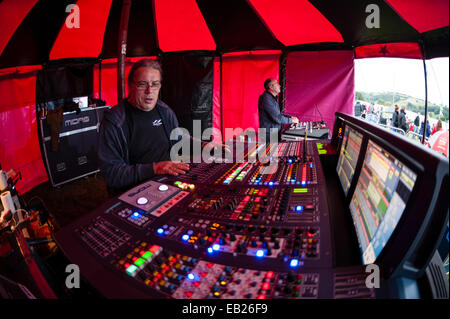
[355,57,449,108]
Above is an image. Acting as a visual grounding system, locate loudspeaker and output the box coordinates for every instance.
[39,106,110,187]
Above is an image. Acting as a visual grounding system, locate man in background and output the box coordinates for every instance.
[258,78,299,140]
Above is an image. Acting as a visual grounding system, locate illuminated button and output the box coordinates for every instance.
[132,256,138,262]
[125,265,138,276]
[142,252,153,260]
[158,184,169,192]
[296,205,304,213]
[265,271,274,279]
[257,294,266,299]
[194,282,200,287]
[256,249,265,258]
[126,254,133,259]
[136,197,148,205]
[213,291,220,297]
[134,258,145,266]
[290,259,299,268]
[182,234,190,242]
[156,228,164,235]
[186,291,193,298]
[262,282,270,290]
[149,245,161,253]
[131,212,141,219]
[201,272,207,278]
[140,242,147,247]
[212,244,220,251]
[187,273,195,280]
[220,281,226,286]
[118,260,125,266]
[139,250,146,256]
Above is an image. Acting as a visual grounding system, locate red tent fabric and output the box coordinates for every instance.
[0,0,38,57]
[49,0,113,60]
[386,0,449,33]
[284,51,355,133]
[221,51,280,141]
[154,0,216,52]
[0,67,47,193]
[248,0,343,45]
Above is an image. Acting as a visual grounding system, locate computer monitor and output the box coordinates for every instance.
[349,140,418,265]
[336,125,363,195]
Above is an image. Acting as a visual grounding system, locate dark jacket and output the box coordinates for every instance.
[258,91,292,133]
[419,121,431,138]
[414,115,420,127]
[97,99,182,189]
[392,110,399,127]
[398,110,407,132]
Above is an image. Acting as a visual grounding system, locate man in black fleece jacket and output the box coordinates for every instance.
[98,59,221,192]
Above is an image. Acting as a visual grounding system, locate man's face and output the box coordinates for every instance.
[128,67,162,111]
[270,79,281,95]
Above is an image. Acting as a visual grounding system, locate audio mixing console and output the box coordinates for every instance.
[55,139,373,299]
[54,114,449,299]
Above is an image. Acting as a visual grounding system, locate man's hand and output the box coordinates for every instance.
[291,116,299,124]
[153,161,190,176]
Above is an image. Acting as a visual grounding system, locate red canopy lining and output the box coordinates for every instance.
[0,0,38,57]
[49,0,113,60]
[154,0,216,52]
[386,0,449,33]
[247,0,344,46]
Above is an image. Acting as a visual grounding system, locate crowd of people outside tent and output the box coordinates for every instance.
[354,101,449,157]
[355,101,447,136]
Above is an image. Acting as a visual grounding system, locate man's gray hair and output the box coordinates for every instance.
[127,59,163,87]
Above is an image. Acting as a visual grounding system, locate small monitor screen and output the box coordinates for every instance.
[349,140,417,264]
[336,125,363,195]
[73,96,88,108]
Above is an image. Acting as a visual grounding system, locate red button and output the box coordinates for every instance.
[186,291,193,297]
[262,283,270,290]
[207,263,214,268]
[265,271,274,279]
[257,294,266,299]
[194,282,200,287]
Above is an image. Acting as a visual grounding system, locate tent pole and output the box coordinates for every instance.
[220,54,224,143]
[420,40,428,145]
[279,51,287,112]
[98,59,102,101]
[117,0,132,102]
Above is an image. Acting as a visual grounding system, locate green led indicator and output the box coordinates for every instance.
[293,188,308,193]
[174,181,181,186]
[142,252,153,260]
[318,150,327,155]
[134,258,146,266]
[126,265,138,276]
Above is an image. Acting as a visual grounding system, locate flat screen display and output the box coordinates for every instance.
[349,140,417,264]
[336,125,363,195]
